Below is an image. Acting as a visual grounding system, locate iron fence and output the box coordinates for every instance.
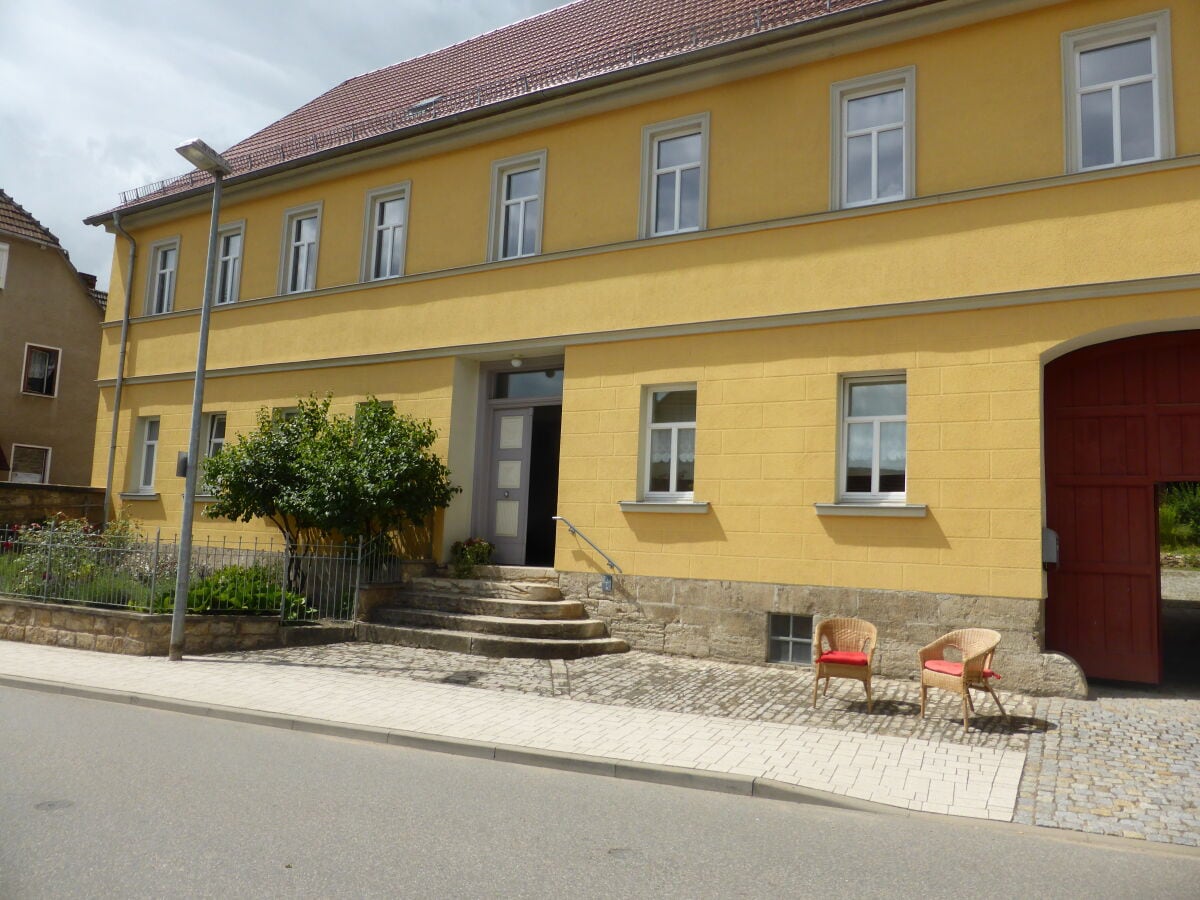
[0,522,406,623]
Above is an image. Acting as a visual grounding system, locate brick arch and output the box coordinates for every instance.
[1044,330,1200,683]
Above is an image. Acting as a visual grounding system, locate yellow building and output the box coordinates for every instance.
[87,0,1200,693]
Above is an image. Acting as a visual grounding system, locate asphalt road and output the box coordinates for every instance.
[1,687,1197,899]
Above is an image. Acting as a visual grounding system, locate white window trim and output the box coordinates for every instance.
[1062,10,1174,174]
[145,237,180,315]
[8,444,51,484]
[198,412,227,496]
[640,383,698,502]
[639,113,710,239]
[837,373,907,504]
[21,342,61,398]
[215,221,244,305]
[0,242,9,289]
[360,182,412,281]
[488,151,546,262]
[830,67,916,210]
[135,417,160,494]
[278,203,322,295]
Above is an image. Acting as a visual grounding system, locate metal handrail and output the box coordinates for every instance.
[552,516,622,573]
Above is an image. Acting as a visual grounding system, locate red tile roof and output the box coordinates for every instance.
[0,189,61,247]
[99,0,903,217]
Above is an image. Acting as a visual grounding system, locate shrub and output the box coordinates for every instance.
[151,565,314,617]
[449,537,494,579]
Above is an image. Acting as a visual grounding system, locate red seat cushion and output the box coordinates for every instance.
[816,650,868,666]
[923,659,1000,679]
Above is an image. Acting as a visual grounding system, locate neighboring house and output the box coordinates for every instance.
[86,0,1199,691]
[0,190,105,487]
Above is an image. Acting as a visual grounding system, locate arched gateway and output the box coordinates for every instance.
[1045,331,1200,683]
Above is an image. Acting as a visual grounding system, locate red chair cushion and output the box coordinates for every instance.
[923,659,1000,679]
[816,650,868,666]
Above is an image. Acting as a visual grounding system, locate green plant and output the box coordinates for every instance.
[152,565,313,616]
[1159,503,1193,551]
[449,537,494,579]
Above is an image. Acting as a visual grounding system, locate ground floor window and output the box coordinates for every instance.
[768,614,813,664]
[9,444,50,483]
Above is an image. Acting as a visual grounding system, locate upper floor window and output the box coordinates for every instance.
[146,238,179,315]
[490,152,545,261]
[215,224,243,305]
[641,115,708,238]
[22,344,60,396]
[281,205,320,294]
[1063,12,1173,172]
[9,444,50,484]
[0,242,9,289]
[831,68,915,209]
[840,375,906,502]
[363,184,410,280]
[643,386,697,500]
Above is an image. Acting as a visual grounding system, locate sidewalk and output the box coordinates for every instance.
[1,640,1196,846]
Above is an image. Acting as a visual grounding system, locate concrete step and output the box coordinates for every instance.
[373,607,607,639]
[378,591,585,620]
[355,622,629,659]
[408,577,563,602]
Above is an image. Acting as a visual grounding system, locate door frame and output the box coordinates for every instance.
[471,357,565,557]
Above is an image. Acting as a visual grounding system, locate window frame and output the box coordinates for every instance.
[8,444,51,484]
[135,417,160,494]
[278,203,322,295]
[641,384,698,502]
[768,614,814,666]
[488,151,546,262]
[21,343,61,397]
[1062,10,1174,174]
[145,237,180,315]
[830,67,916,210]
[215,221,244,305]
[199,412,227,495]
[361,182,412,281]
[0,242,9,289]
[838,373,908,504]
[640,113,710,239]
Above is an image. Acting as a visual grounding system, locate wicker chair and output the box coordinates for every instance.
[812,618,877,713]
[919,628,1009,731]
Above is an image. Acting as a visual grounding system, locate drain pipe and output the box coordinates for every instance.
[102,212,136,526]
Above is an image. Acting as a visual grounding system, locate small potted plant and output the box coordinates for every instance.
[449,537,495,578]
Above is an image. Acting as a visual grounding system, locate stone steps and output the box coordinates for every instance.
[407,576,563,602]
[373,607,607,639]
[379,591,586,620]
[356,622,627,659]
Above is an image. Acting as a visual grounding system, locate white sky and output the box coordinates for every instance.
[0,0,564,292]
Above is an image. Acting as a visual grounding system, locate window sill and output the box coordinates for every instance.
[619,500,710,514]
[814,502,927,518]
[119,492,160,501]
[20,391,56,398]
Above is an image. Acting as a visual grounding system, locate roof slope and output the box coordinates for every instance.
[105,0,890,214]
[0,189,61,247]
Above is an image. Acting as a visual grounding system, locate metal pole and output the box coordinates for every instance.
[148,527,161,613]
[169,172,223,660]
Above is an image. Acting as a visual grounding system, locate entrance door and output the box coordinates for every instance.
[1045,330,1200,683]
[487,407,533,565]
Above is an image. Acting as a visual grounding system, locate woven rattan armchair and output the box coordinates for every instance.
[812,617,877,713]
[919,628,1009,731]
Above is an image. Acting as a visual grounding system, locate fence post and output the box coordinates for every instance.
[352,535,364,621]
[43,519,55,601]
[278,536,288,624]
[148,528,161,613]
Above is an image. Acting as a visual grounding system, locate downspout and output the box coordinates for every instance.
[102,212,136,526]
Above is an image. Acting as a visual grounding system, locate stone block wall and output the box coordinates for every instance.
[0,484,105,527]
[559,572,1086,697]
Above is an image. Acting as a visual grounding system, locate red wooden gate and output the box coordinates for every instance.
[1045,330,1200,683]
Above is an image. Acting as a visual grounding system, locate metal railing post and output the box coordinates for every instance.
[148,528,161,613]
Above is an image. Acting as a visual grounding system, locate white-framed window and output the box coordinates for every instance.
[362,183,410,280]
[9,444,50,484]
[21,344,60,397]
[768,614,813,665]
[489,152,545,261]
[136,417,160,493]
[840,375,907,501]
[280,204,321,294]
[831,67,916,209]
[200,412,226,493]
[641,114,709,238]
[642,385,697,500]
[215,224,243,305]
[1063,11,1173,173]
[146,238,180,315]
[0,242,9,289]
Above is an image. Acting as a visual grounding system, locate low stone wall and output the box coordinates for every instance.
[0,596,353,655]
[559,572,1086,698]
[0,483,105,527]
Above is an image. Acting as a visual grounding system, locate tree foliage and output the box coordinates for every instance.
[202,396,460,547]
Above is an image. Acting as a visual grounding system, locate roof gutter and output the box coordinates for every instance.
[85,0,951,227]
[101,211,136,525]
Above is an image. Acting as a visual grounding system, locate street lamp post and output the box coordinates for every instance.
[169,139,232,661]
